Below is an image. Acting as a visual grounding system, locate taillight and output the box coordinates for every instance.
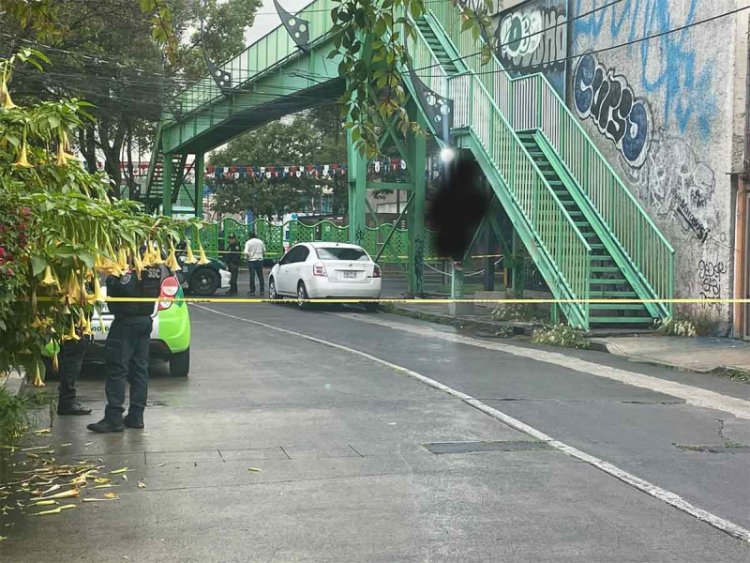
[373,265,381,278]
[313,262,327,277]
[159,276,180,311]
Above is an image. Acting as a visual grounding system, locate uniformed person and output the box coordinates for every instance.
[225,234,241,295]
[87,258,165,433]
[55,336,92,416]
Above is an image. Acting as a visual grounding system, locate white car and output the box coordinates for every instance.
[268,242,382,310]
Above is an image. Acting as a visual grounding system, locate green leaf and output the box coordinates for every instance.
[30,256,47,277]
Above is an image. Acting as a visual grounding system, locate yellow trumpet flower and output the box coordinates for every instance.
[50,353,59,374]
[31,362,44,388]
[62,319,80,342]
[165,245,181,272]
[55,144,67,167]
[81,316,93,337]
[40,266,60,288]
[184,241,197,264]
[117,249,129,272]
[93,275,102,301]
[1,82,17,110]
[197,244,210,266]
[13,142,32,168]
[151,242,164,265]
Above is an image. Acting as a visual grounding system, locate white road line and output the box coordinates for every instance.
[341,313,750,421]
[196,304,750,544]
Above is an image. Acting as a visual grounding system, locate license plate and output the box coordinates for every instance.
[343,271,358,279]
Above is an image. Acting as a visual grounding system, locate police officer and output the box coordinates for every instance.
[225,234,241,295]
[87,257,165,433]
[55,336,92,416]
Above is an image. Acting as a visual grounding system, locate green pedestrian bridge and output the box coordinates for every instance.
[141,0,674,330]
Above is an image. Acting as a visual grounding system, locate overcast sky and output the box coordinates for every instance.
[245,0,314,44]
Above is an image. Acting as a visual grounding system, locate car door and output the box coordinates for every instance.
[276,246,302,295]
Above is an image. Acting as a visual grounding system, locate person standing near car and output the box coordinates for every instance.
[225,234,241,296]
[87,258,164,433]
[53,332,92,416]
[244,231,266,296]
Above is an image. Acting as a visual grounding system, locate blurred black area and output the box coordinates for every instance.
[426,155,490,261]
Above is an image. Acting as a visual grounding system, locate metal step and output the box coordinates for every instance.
[589,317,655,325]
[589,304,646,311]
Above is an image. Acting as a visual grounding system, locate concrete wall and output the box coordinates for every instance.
[568,0,741,332]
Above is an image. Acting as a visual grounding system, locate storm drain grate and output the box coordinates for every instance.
[423,440,553,455]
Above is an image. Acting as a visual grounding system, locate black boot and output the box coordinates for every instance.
[123,410,144,429]
[87,418,124,433]
[57,402,92,416]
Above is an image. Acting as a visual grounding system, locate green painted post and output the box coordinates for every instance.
[194,153,205,219]
[162,154,174,217]
[451,261,464,299]
[511,229,524,299]
[407,114,427,297]
[346,129,367,246]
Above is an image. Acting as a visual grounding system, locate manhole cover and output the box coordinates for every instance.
[423,440,552,455]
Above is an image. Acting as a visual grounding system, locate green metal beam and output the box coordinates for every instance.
[375,193,414,264]
[162,155,173,217]
[406,110,427,297]
[194,153,205,219]
[347,129,367,245]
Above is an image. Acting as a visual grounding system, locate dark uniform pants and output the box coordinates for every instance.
[58,337,91,409]
[228,263,239,293]
[248,260,264,293]
[104,316,152,422]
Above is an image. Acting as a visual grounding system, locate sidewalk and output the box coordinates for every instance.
[589,335,750,374]
[390,299,750,378]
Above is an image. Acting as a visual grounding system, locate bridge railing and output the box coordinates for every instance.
[173,0,336,117]
[188,218,440,265]
[428,1,674,314]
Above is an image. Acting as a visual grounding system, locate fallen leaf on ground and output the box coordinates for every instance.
[247,467,262,472]
[60,443,73,447]
[93,484,118,489]
[30,500,57,507]
[94,478,111,485]
[40,485,60,496]
[33,429,51,435]
[122,474,128,482]
[82,497,118,503]
[109,467,129,475]
[83,442,93,447]
[104,492,119,500]
[137,481,146,489]
[21,445,51,452]
[37,489,78,500]
[157,463,166,467]
[31,505,75,516]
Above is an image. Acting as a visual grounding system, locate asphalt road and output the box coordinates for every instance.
[2,302,750,562]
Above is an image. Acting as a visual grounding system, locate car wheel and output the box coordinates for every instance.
[297,282,309,310]
[269,277,281,301]
[189,267,220,296]
[170,348,190,377]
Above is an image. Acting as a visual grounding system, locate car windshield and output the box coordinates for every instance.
[315,247,369,261]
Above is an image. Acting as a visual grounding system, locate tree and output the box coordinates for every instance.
[328,0,490,156]
[1,0,261,195]
[209,111,348,218]
[0,51,193,383]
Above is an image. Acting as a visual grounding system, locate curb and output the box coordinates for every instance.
[387,305,539,336]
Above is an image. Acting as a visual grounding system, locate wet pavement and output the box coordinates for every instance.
[2,303,750,562]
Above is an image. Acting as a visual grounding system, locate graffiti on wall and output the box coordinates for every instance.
[622,131,717,243]
[697,259,727,312]
[573,53,652,168]
[573,0,718,139]
[493,0,568,98]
